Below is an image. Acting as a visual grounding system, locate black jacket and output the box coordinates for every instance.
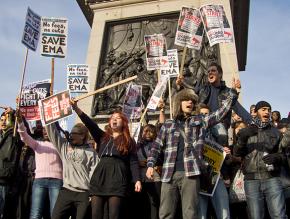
[235,125,283,180]
[0,128,23,185]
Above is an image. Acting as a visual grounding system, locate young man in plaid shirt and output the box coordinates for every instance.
[146,87,237,219]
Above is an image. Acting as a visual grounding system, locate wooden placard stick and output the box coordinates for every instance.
[168,79,173,119]
[14,48,29,136]
[50,58,55,95]
[179,46,187,77]
[74,75,137,101]
[157,69,161,83]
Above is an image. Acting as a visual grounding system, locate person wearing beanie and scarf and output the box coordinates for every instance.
[146,86,237,219]
[235,101,287,219]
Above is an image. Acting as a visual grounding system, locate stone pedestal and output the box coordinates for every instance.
[77,0,240,123]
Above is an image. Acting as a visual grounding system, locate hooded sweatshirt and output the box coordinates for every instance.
[46,123,97,192]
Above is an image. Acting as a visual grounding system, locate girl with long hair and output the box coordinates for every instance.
[70,99,141,219]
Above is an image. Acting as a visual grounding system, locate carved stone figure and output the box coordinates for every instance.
[92,16,218,116]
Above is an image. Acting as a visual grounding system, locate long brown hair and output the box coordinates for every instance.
[103,111,132,155]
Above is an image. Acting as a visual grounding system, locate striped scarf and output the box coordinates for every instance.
[251,117,271,129]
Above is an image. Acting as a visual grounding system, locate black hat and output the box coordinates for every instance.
[255,101,271,112]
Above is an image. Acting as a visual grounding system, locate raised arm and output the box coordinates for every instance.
[232,101,252,124]
[70,99,104,145]
[17,122,39,150]
[45,122,67,153]
[203,88,238,129]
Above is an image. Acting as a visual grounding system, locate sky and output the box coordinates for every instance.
[0,0,289,130]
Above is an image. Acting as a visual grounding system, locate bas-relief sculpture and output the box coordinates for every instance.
[92,14,219,116]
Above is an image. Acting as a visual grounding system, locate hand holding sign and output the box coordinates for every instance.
[15,109,23,123]
[69,98,83,116]
[231,77,241,92]
[176,75,184,87]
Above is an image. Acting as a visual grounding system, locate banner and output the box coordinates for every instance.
[21,7,41,51]
[39,90,72,126]
[67,64,89,93]
[123,83,142,120]
[200,138,226,196]
[175,7,204,50]
[200,4,233,46]
[41,17,68,58]
[147,79,168,111]
[19,79,51,121]
[160,49,179,80]
[144,34,168,70]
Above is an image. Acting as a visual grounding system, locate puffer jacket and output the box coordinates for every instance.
[236,125,282,180]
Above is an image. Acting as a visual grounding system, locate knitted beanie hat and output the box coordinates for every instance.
[255,101,271,112]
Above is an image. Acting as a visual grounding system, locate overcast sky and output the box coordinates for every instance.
[0,0,289,129]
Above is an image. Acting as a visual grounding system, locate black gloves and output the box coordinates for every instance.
[237,125,258,144]
[262,153,283,165]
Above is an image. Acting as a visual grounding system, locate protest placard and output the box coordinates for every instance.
[19,79,51,121]
[39,90,72,126]
[200,4,233,47]
[67,64,89,93]
[41,17,68,58]
[130,122,141,143]
[175,7,204,50]
[21,7,41,51]
[144,34,168,70]
[200,138,226,196]
[160,49,179,80]
[147,79,168,111]
[123,83,142,120]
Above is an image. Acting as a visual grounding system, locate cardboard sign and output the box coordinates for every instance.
[19,79,51,121]
[200,4,233,46]
[39,90,72,125]
[147,79,168,111]
[41,17,68,58]
[67,64,89,93]
[21,7,41,51]
[144,34,168,70]
[123,83,142,120]
[160,49,179,79]
[175,7,204,50]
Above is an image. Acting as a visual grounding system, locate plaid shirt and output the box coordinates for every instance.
[147,89,237,182]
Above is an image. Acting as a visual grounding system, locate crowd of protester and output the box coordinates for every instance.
[1,62,290,219]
